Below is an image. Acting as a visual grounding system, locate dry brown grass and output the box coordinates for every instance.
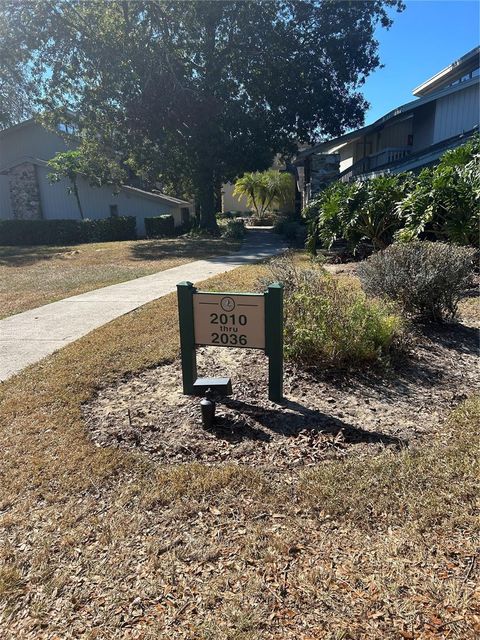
[0,236,239,318]
[0,262,479,638]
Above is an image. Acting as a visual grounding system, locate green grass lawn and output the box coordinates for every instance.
[0,236,240,318]
[0,261,478,638]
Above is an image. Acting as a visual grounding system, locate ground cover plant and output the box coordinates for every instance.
[0,235,241,318]
[0,257,478,639]
[359,241,476,322]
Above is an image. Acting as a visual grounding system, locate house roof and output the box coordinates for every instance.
[0,156,192,207]
[0,117,37,137]
[413,46,480,97]
[122,185,191,206]
[295,72,479,163]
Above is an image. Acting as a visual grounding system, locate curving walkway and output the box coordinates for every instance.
[0,230,284,382]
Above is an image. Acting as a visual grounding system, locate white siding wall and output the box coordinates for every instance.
[0,175,12,219]
[339,143,354,173]
[433,83,479,144]
[36,167,181,236]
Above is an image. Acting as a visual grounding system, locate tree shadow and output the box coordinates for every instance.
[129,237,238,262]
[206,397,406,447]
[0,245,72,267]
[421,322,479,357]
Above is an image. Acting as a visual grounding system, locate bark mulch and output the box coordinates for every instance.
[84,320,479,470]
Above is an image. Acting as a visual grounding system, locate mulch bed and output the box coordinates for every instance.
[83,319,479,469]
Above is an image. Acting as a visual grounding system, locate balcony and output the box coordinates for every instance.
[339,147,411,182]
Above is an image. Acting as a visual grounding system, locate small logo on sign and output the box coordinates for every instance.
[220,296,235,312]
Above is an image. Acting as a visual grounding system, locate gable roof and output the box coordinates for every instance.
[0,156,192,207]
[0,117,37,138]
[413,46,480,97]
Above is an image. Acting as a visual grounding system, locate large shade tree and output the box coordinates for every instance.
[0,0,404,230]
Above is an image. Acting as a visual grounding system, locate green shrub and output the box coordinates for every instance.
[397,136,480,247]
[358,241,476,322]
[144,214,175,238]
[303,135,480,255]
[222,219,246,240]
[275,219,306,246]
[303,175,411,255]
[82,216,136,242]
[248,213,277,226]
[263,254,404,369]
[0,217,136,246]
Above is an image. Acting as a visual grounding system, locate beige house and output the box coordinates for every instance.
[295,47,480,205]
[221,182,250,213]
[0,119,193,236]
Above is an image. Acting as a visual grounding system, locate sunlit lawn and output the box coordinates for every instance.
[0,261,478,638]
[0,236,240,318]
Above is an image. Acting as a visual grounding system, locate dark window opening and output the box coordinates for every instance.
[109,204,119,217]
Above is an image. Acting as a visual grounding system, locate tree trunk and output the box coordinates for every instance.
[73,179,85,220]
[214,178,222,214]
[196,164,219,233]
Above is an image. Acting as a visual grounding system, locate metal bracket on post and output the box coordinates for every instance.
[265,282,284,403]
[177,281,197,395]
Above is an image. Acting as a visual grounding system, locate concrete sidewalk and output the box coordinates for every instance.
[0,230,283,382]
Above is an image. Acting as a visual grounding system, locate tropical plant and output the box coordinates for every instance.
[397,135,480,246]
[304,174,411,254]
[233,170,294,219]
[303,181,350,254]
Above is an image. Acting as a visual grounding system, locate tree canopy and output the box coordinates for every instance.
[0,0,404,229]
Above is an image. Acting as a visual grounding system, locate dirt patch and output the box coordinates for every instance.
[83,319,479,469]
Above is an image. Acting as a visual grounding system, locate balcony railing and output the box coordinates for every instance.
[339,147,411,182]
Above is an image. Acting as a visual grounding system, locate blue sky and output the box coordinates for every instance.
[362,0,479,124]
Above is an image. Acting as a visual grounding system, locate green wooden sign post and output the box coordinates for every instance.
[177,281,284,402]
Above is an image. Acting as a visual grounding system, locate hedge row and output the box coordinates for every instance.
[144,214,175,238]
[0,217,137,246]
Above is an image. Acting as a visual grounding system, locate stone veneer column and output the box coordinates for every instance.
[8,162,43,220]
[309,153,340,199]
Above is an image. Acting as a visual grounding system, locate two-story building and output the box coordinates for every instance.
[295,46,480,206]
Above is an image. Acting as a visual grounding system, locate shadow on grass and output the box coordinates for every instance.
[129,237,238,262]
[0,245,73,267]
[207,397,406,447]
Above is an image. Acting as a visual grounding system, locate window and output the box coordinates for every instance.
[109,204,119,217]
[57,123,78,135]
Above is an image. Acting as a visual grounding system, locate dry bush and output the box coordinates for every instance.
[358,241,476,322]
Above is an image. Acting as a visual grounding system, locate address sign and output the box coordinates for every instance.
[177,281,283,402]
[193,293,265,349]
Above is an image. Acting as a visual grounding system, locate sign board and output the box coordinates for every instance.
[177,281,283,402]
[193,293,265,349]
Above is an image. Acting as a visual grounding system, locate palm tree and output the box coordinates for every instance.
[233,170,294,219]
